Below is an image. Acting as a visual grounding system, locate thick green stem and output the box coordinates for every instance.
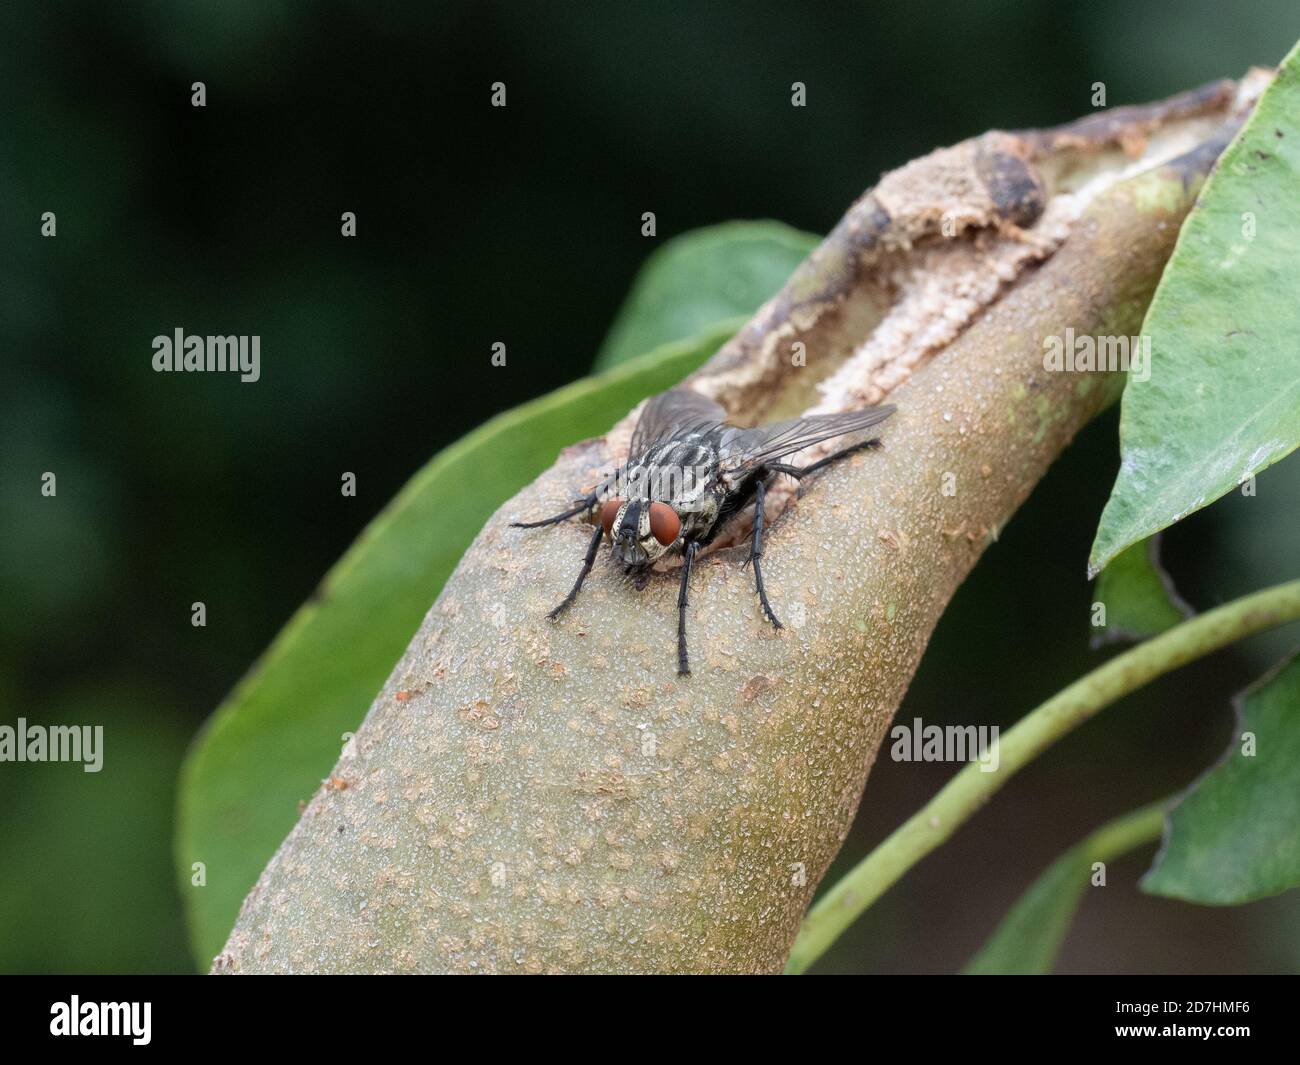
[786,579,1300,974]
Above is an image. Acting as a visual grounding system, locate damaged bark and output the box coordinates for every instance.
[213,74,1268,974]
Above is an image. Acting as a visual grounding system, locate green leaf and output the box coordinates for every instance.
[1143,652,1300,904]
[1088,45,1300,576]
[175,322,732,969]
[965,802,1165,975]
[1091,536,1192,646]
[594,220,819,370]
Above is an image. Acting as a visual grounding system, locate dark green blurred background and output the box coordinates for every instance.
[3,1,1298,973]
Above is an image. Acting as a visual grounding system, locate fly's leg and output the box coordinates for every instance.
[744,479,782,629]
[547,524,604,619]
[510,492,599,529]
[677,539,698,675]
[767,438,883,482]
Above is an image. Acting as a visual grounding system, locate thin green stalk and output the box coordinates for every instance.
[1072,799,1167,863]
[786,579,1300,974]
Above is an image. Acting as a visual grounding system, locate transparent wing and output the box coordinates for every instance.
[719,404,896,478]
[629,388,729,456]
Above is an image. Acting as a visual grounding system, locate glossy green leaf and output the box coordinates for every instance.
[594,220,819,369]
[965,802,1165,974]
[1089,43,1300,576]
[1143,652,1300,904]
[1091,536,1192,646]
[175,322,732,968]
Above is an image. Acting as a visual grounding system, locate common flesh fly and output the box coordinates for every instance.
[512,388,896,675]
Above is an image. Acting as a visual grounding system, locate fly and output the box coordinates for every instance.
[511,388,895,675]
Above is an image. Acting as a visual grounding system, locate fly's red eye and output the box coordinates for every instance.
[599,498,624,537]
[648,502,680,546]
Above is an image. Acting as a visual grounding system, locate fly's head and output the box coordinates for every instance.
[599,497,681,568]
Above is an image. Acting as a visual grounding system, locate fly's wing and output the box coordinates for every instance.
[719,404,896,479]
[628,388,729,456]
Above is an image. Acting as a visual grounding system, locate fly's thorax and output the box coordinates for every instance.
[619,440,720,516]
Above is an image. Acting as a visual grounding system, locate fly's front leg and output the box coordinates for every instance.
[547,523,604,619]
[510,491,599,529]
[768,438,883,482]
[745,478,782,629]
[676,539,698,675]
